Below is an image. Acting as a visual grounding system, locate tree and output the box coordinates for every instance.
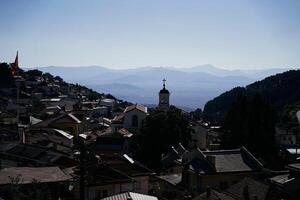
[222,94,278,167]
[190,108,202,120]
[136,106,191,171]
[26,69,43,78]
[0,63,15,88]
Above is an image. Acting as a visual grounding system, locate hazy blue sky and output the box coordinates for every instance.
[1,0,300,69]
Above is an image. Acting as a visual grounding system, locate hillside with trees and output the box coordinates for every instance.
[203,70,300,125]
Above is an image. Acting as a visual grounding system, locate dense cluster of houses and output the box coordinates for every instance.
[1,55,300,200]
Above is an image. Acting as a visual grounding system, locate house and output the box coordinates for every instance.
[0,166,71,185]
[190,121,208,150]
[181,147,263,194]
[152,173,187,200]
[192,188,234,200]
[101,192,158,200]
[32,111,85,136]
[40,105,63,118]
[70,154,154,199]
[112,106,125,117]
[103,154,155,195]
[0,166,72,199]
[275,127,297,145]
[0,111,17,125]
[123,104,148,133]
[279,144,300,162]
[109,103,148,134]
[0,111,19,143]
[0,143,77,169]
[95,128,133,154]
[91,106,109,118]
[71,164,134,199]
[161,143,187,172]
[269,163,300,200]
[100,98,116,110]
[26,127,74,149]
[225,177,270,200]
[40,97,77,111]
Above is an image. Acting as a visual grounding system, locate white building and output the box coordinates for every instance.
[123,104,148,133]
[190,122,208,149]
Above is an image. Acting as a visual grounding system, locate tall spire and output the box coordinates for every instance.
[15,51,19,68]
[11,51,19,76]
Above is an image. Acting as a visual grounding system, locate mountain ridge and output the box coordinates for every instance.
[26,65,296,109]
[203,69,300,122]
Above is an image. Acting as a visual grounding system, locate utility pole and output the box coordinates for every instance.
[15,77,20,124]
[79,138,86,200]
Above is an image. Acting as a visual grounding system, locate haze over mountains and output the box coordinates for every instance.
[34,65,294,110]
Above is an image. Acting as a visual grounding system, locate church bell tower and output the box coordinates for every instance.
[159,78,170,109]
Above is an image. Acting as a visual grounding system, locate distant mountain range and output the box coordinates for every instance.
[29,65,295,110]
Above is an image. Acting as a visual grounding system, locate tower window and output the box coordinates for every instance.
[132,115,138,127]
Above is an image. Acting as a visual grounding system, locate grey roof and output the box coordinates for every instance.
[269,174,292,185]
[1,143,72,167]
[101,192,158,200]
[225,177,270,200]
[161,144,187,167]
[287,163,300,172]
[188,147,262,174]
[33,112,81,127]
[159,173,182,186]
[193,189,235,200]
[0,167,71,185]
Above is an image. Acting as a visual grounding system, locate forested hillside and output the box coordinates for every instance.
[203,70,300,124]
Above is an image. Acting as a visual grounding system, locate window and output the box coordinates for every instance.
[132,115,138,127]
[102,190,108,197]
[219,181,228,190]
[134,181,141,190]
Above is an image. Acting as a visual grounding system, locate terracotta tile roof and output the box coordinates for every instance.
[124,104,147,113]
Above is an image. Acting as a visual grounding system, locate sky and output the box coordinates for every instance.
[0,0,300,69]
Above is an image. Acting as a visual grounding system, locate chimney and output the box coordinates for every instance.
[206,155,216,166]
[243,185,250,200]
[206,186,211,199]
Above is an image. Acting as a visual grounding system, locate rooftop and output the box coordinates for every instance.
[193,189,234,200]
[101,192,158,200]
[1,143,74,167]
[103,154,154,177]
[225,177,270,200]
[287,163,300,172]
[188,147,263,174]
[0,167,71,185]
[124,104,147,113]
[33,112,81,128]
[159,173,182,186]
